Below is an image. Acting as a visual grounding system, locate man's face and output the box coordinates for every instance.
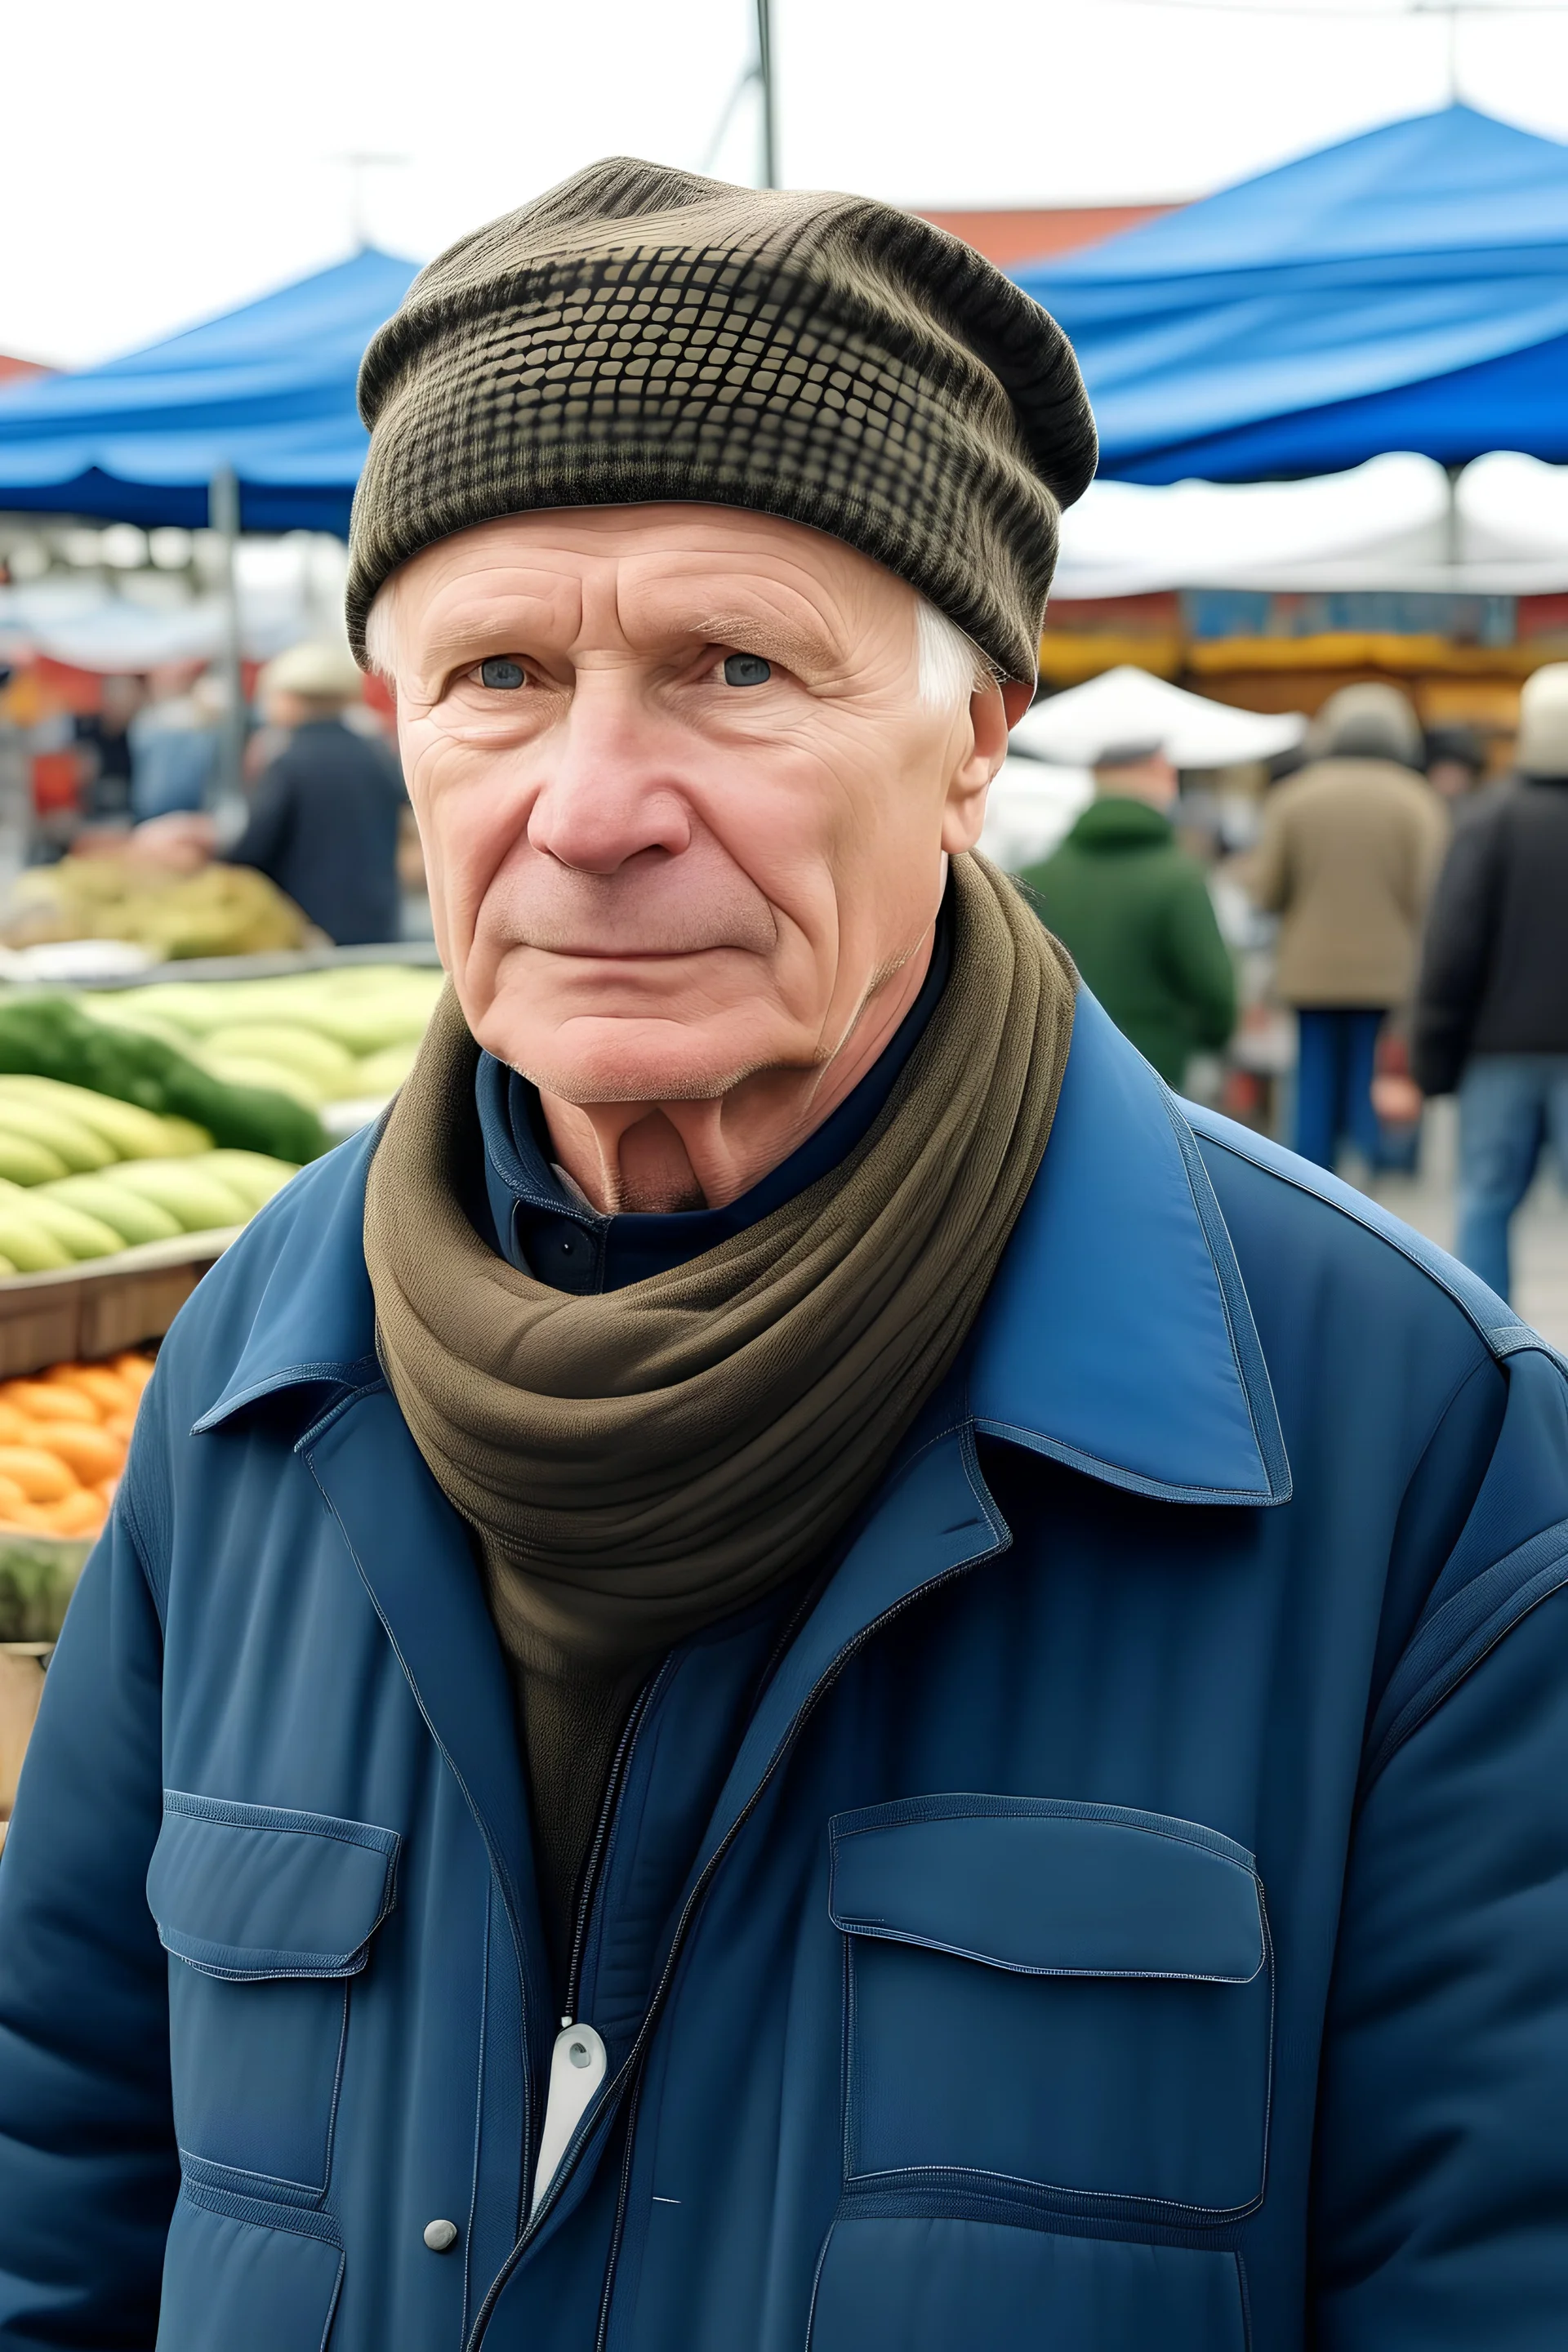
[376,506,1011,1104]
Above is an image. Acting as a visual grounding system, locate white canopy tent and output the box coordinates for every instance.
[1009,667,1305,768]
[1051,452,1568,601]
[980,669,1306,873]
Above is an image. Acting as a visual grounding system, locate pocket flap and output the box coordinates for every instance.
[829,1797,1264,1984]
[148,1791,401,1980]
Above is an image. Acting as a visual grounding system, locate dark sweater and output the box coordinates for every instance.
[1412,776,1568,1094]
[230,719,405,947]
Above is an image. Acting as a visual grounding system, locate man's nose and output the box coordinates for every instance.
[527,679,693,875]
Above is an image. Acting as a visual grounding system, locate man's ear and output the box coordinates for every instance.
[1000,678,1034,728]
[939,675,1032,854]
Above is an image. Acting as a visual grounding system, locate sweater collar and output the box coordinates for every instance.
[194,988,1286,1508]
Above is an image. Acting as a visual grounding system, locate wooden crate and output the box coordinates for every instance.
[0,1228,238,1379]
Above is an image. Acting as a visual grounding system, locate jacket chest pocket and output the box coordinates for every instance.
[829,1795,1272,2221]
[147,1791,401,2200]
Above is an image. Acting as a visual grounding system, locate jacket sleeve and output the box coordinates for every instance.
[1415,791,1451,913]
[0,1502,176,2345]
[1410,808,1503,1094]
[1312,1347,1568,2348]
[1161,867,1236,1051]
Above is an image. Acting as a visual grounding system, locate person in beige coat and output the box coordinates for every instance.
[1250,684,1448,1168]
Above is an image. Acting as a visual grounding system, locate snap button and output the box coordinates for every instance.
[423,2218,459,2253]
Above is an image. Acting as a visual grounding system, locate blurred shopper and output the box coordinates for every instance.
[1412,664,1568,1300]
[1425,723,1488,806]
[1250,683,1448,1169]
[226,640,406,945]
[136,643,408,944]
[71,673,144,824]
[127,664,223,818]
[1020,738,1234,1085]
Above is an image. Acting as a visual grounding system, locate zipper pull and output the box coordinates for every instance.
[531,2016,608,2214]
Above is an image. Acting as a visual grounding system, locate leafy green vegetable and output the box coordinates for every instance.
[0,996,327,1163]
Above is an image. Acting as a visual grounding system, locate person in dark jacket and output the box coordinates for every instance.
[72,672,144,825]
[1412,662,1568,1299]
[229,639,407,945]
[1425,723,1488,806]
[1019,739,1235,1086]
[2,163,1568,2352]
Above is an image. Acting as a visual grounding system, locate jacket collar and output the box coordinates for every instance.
[968,989,1289,1506]
[195,988,1289,1509]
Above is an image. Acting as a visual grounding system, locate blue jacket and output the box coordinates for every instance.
[2,994,1567,2352]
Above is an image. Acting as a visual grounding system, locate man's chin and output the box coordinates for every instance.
[479,1016,766,1107]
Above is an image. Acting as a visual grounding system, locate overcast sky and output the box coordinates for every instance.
[11,0,1568,365]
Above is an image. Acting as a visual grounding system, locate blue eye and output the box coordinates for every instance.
[722,653,772,687]
[479,657,527,688]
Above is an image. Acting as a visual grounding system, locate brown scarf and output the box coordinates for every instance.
[363,853,1075,1965]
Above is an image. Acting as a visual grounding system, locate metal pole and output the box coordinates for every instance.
[208,466,247,804]
[755,0,777,188]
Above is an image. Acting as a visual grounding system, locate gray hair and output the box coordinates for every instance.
[915,597,997,712]
[1314,682,1423,768]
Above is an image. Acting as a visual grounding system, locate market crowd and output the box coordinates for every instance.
[1024,665,1568,1307]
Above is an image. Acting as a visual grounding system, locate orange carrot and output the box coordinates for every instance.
[34,1424,122,1487]
[0,1448,74,1504]
[37,1489,105,1538]
[43,1364,136,1416]
[0,1382,99,1428]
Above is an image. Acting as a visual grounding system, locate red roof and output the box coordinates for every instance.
[917,205,1181,269]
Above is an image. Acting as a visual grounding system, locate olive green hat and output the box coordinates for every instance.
[347,158,1097,683]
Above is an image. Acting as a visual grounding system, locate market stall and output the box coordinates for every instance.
[1022,105,1568,742]
[0,947,446,1822]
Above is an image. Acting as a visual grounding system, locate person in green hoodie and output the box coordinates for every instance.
[1020,738,1236,1087]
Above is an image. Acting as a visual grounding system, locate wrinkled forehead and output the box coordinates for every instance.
[368,503,918,679]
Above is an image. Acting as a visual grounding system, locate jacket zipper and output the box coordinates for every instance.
[466,1434,1007,2349]
[593,2071,645,2352]
[562,1666,667,2029]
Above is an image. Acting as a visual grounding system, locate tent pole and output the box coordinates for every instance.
[208,466,246,804]
[755,0,777,189]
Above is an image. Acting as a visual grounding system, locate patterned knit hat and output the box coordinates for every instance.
[347,158,1096,683]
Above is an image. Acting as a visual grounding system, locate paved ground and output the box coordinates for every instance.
[1365,1098,1568,1352]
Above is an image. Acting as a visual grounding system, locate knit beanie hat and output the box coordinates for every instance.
[346,158,1097,683]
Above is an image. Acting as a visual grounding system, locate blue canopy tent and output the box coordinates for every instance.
[1020,105,1568,484]
[0,246,417,532]
[0,246,417,782]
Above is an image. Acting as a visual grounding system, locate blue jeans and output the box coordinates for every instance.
[1293,1008,1387,1170]
[1455,1054,1568,1303]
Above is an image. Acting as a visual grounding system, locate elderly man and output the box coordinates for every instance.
[0,162,1566,2352]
